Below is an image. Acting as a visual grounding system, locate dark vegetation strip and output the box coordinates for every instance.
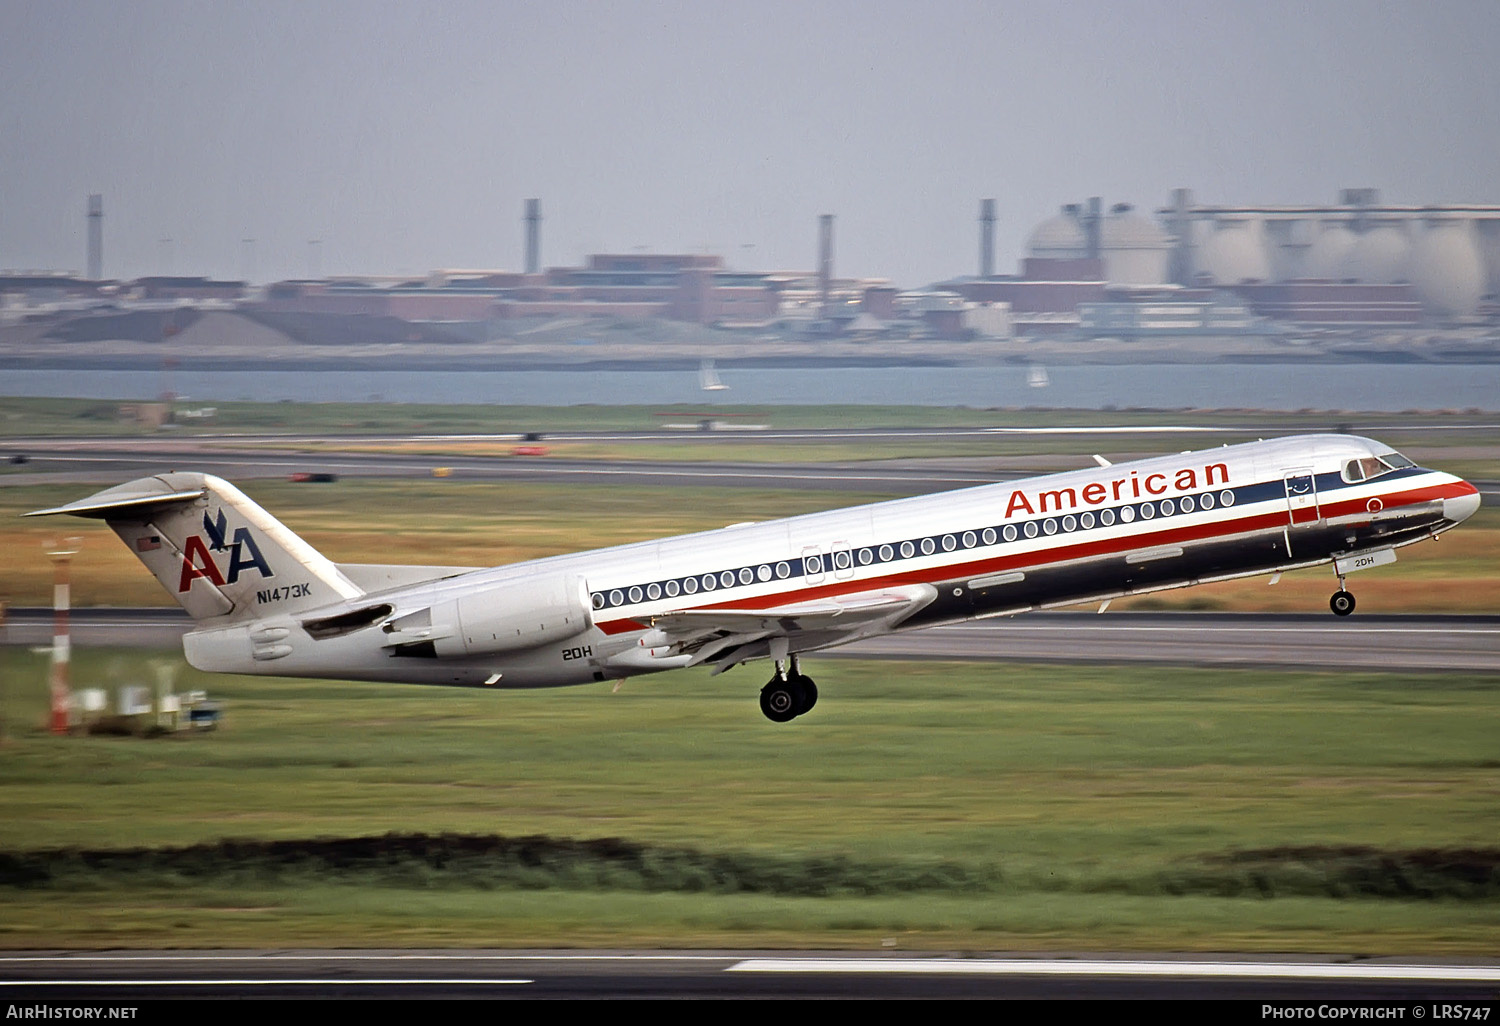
[0,833,997,897]
[3,834,1499,900]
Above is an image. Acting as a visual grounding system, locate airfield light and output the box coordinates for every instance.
[44,536,83,735]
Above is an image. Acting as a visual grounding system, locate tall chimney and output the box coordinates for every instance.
[979,198,996,278]
[86,194,103,281]
[524,198,541,274]
[1084,196,1102,261]
[1169,187,1194,285]
[818,214,834,319]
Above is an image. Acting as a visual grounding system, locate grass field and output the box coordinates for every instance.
[0,647,1496,951]
[3,397,1497,952]
[11,395,1494,437]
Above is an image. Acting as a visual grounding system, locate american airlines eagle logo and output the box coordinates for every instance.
[177,508,274,592]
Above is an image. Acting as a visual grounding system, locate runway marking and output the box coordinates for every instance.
[728,958,1500,981]
[2,978,532,987]
[983,426,1236,435]
[29,454,982,484]
[938,624,1499,636]
[0,954,730,963]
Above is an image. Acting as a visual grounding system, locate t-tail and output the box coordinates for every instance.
[25,472,363,622]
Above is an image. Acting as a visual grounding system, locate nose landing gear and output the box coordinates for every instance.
[759,654,817,723]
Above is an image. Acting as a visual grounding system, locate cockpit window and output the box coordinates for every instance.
[1342,451,1414,483]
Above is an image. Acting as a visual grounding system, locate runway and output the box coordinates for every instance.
[3,950,1498,1000]
[4,443,1001,495]
[6,609,1499,673]
[8,432,1499,500]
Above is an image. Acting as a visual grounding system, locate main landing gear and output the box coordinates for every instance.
[760,655,818,723]
[1330,570,1356,617]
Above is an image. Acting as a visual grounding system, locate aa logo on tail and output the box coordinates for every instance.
[178,509,274,592]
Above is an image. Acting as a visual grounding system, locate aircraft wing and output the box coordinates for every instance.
[650,583,938,673]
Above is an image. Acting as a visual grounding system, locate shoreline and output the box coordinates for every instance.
[5,343,1500,373]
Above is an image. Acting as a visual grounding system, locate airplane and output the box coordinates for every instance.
[25,433,1480,723]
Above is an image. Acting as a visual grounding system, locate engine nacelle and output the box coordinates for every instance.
[430,573,593,658]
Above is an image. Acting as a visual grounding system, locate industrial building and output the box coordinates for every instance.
[1158,188,1500,322]
[6,189,1498,346]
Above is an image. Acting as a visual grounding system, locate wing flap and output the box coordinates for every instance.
[651,583,938,668]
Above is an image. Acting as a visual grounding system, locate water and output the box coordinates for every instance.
[3,363,1498,411]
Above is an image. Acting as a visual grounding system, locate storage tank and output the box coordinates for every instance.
[1305,221,1358,279]
[1198,216,1270,284]
[1410,216,1485,317]
[1344,219,1411,283]
[1263,217,1315,281]
[1476,219,1500,297]
[1098,203,1170,286]
[1027,207,1088,259]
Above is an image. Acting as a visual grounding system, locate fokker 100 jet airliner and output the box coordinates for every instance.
[27,434,1480,722]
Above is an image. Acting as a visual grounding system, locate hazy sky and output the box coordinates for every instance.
[2,0,1497,287]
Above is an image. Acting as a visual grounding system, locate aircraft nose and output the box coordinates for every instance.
[1443,479,1481,525]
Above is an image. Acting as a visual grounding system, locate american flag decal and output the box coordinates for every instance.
[136,536,161,552]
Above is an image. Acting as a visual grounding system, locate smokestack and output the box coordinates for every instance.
[524,198,541,274]
[1169,187,1194,285]
[1083,196,1102,262]
[86,194,103,281]
[979,198,996,278]
[818,214,834,318]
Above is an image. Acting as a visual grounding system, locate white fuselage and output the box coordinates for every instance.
[181,434,1479,688]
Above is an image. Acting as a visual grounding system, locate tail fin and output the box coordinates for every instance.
[25,472,362,622]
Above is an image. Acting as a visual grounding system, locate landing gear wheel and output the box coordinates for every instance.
[760,676,803,723]
[791,674,817,715]
[1330,590,1356,617]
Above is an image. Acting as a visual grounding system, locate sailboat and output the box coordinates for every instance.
[1027,365,1051,389]
[700,359,728,391]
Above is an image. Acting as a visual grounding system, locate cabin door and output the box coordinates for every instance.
[1283,470,1321,527]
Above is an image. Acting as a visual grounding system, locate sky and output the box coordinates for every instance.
[2,0,1497,288]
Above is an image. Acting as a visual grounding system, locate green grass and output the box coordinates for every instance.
[1,647,1496,951]
[4,394,1497,438]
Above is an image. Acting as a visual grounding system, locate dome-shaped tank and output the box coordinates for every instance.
[1411,218,1485,317]
[1477,219,1500,297]
[1344,222,1411,283]
[1198,217,1270,284]
[1027,208,1087,259]
[1305,223,1357,279]
[1099,204,1170,286]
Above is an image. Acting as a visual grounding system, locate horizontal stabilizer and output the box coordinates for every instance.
[25,481,207,519]
[26,472,361,624]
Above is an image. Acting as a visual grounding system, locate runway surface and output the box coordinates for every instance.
[7,432,1499,500]
[6,609,1499,673]
[3,950,1499,1000]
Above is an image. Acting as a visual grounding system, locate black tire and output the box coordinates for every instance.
[792,674,817,715]
[760,677,802,723]
[1330,590,1356,616]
